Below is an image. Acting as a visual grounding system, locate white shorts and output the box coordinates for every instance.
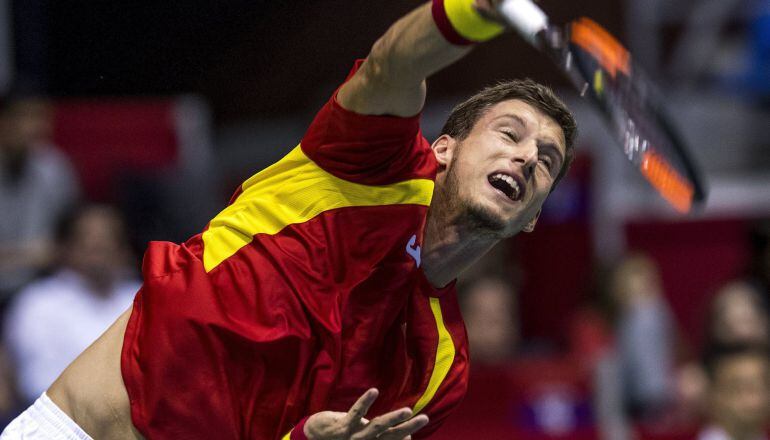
[1,393,93,440]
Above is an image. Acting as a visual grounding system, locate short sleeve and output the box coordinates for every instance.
[300,59,436,186]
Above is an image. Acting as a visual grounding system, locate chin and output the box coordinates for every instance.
[460,202,509,237]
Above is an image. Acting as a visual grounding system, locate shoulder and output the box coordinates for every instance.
[299,60,437,186]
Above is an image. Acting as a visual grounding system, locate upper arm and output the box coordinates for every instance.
[336,57,427,118]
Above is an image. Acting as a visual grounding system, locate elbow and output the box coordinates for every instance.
[362,44,425,95]
[364,28,422,89]
[363,36,398,87]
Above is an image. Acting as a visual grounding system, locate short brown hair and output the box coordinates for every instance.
[440,79,577,186]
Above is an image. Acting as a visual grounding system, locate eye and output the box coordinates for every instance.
[538,155,553,171]
[502,130,519,143]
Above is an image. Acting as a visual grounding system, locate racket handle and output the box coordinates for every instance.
[498,0,548,44]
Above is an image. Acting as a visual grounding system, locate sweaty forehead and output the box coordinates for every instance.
[479,99,566,148]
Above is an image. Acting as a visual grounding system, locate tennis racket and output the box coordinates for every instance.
[499,0,708,213]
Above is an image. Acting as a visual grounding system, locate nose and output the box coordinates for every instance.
[513,140,538,180]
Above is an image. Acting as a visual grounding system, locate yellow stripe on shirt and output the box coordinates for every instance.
[412,297,456,415]
[201,145,434,272]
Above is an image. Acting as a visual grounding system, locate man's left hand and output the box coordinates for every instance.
[303,388,430,440]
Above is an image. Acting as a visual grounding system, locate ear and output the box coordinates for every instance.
[522,210,541,233]
[431,135,456,168]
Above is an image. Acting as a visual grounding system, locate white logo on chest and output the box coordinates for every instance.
[405,234,421,268]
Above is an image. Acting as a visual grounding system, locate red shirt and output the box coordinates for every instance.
[121,60,469,440]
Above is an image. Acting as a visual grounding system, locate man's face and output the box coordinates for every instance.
[434,99,567,237]
[63,208,130,290]
[0,98,52,155]
[710,354,770,433]
[463,279,518,364]
[714,286,769,345]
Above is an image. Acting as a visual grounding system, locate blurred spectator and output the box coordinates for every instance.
[567,307,630,440]
[607,253,676,419]
[438,273,600,440]
[2,204,138,403]
[699,343,770,440]
[461,276,518,365]
[659,280,770,437]
[707,281,769,347]
[0,92,79,303]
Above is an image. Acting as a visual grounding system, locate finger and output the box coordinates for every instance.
[342,388,379,426]
[377,414,430,440]
[353,407,414,439]
[352,416,370,431]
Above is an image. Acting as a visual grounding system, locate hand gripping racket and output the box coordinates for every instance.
[499,0,708,213]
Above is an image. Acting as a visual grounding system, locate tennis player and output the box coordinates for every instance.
[2,0,576,439]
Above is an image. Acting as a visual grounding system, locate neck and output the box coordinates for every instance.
[70,267,115,298]
[421,197,501,288]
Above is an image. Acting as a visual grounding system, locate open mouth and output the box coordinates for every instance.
[488,173,523,202]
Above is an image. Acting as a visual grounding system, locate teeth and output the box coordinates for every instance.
[491,173,521,200]
[511,180,520,198]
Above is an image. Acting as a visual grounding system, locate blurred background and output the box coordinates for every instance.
[0,0,769,438]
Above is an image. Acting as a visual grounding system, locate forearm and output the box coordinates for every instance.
[369,3,471,91]
[338,1,502,117]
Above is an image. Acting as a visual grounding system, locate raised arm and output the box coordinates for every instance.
[337,0,505,117]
